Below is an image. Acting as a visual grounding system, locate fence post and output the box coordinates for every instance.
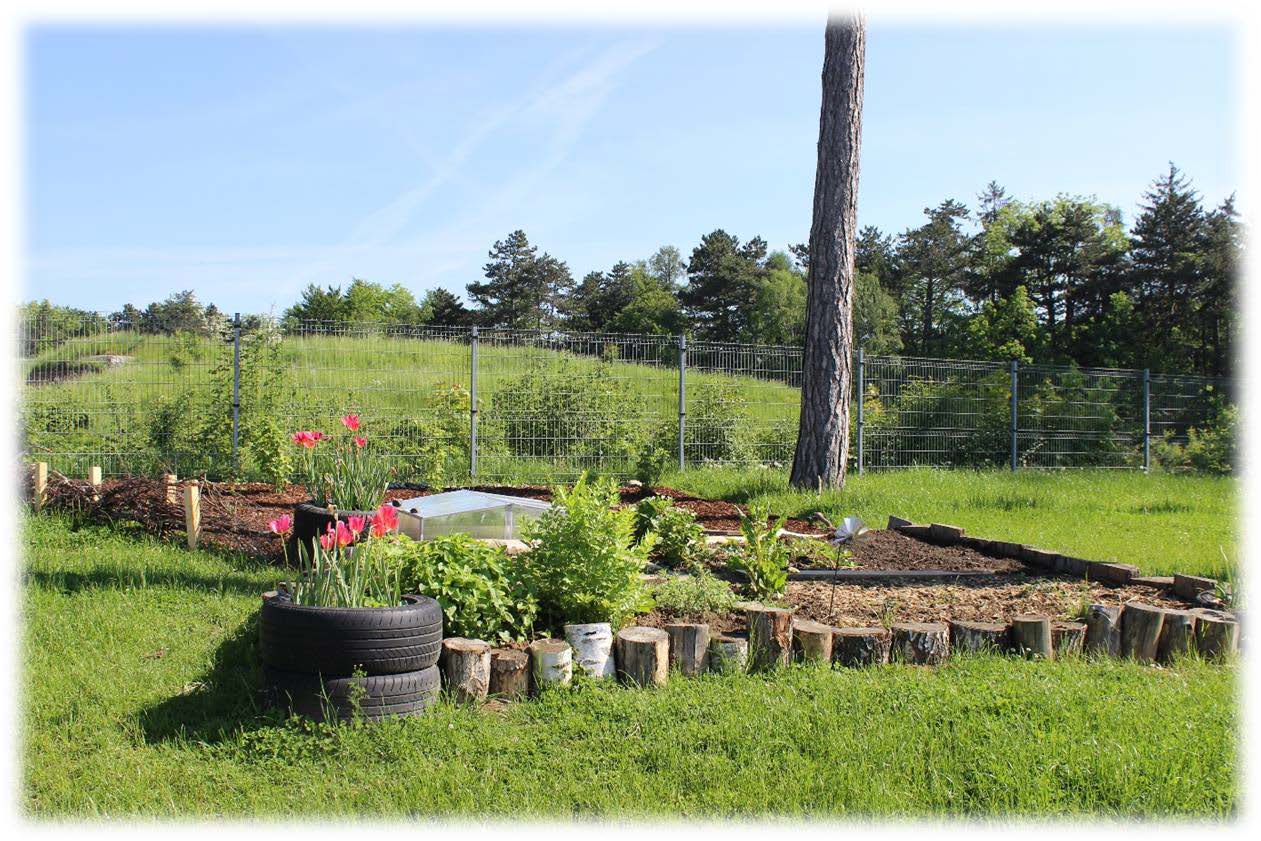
[231,313,241,477]
[1143,368,1151,472]
[469,326,479,478]
[856,347,864,475]
[677,334,687,472]
[1009,360,1019,472]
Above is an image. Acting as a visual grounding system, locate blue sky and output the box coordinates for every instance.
[24,23,1238,315]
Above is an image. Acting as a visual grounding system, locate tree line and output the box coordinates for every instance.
[22,164,1240,378]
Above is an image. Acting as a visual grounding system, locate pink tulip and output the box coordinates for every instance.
[335,520,356,548]
[371,504,398,537]
[268,514,293,535]
[291,431,322,449]
[319,526,336,552]
[340,414,361,432]
[353,436,367,449]
[347,515,367,535]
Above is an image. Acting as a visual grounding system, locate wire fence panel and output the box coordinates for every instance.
[16,312,1234,481]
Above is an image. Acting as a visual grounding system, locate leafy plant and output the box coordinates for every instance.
[633,442,673,487]
[1153,403,1237,475]
[522,473,656,630]
[726,502,789,600]
[634,496,707,570]
[651,569,738,617]
[383,533,537,643]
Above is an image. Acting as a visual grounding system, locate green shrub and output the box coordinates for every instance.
[1153,404,1237,474]
[384,533,537,643]
[726,502,789,601]
[634,496,707,570]
[385,383,474,485]
[522,473,656,630]
[651,569,738,617]
[633,442,673,487]
[491,360,645,464]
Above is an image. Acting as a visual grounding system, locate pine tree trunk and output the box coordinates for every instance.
[790,15,866,490]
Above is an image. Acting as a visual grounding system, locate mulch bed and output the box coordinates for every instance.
[30,473,1192,630]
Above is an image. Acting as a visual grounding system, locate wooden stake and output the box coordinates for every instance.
[1157,609,1197,662]
[707,634,748,674]
[1052,621,1086,658]
[832,627,891,667]
[441,638,491,703]
[665,623,711,676]
[528,638,572,692]
[1192,609,1239,661]
[33,461,48,510]
[88,465,102,502]
[183,483,201,550]
[1010,615,1053,660]
[489,649,529,700]
[615,626,669,687]
[1120,602,1165,664]
[1084,605,1122,657]
[164,472,179,503]
[792,618,835,664]
[746,606,793,671]
[563,622,615,679]
[890,622,949,665]
[948,620,1010,655]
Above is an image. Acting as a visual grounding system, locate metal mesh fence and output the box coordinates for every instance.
[17,313,1233,481]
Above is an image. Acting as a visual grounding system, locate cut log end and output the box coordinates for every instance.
[489,649,529,700]
[615,626,669,687]
[441,637,492,704]
[792,618,835,663]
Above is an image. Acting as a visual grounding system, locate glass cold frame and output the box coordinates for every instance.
[391,489,551,541]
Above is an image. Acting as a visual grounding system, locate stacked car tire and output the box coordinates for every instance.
[259,591,444,721]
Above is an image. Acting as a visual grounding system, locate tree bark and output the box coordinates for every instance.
[528,638,572,692]
[948,620,1010,654]
[1084,604,1122,657]
[563,622,615,680]
[1052,621,1086,658]
[890,622,949,665]
[440,638,491,703]
[832,627,891,667]
[1156,609,1197,662]
[1010,615,1053,660]
[746,606,794,671]
[489,648,529,700]
[707,633,749,673]
[792,618,835,663]
[1192,609,1239,661]
[1120,602,1165,664]
[615,626,670,687]
[790,15,866,490]
[665,623,711,676]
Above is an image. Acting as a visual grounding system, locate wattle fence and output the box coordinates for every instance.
[18,313,1231,482]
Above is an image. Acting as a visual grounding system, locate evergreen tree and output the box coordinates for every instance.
[467,230,571,328]
[680,229,768,341]
[420,288,472,327]
[894,200,973,355]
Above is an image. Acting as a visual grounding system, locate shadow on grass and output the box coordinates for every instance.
[25,567,272,598]
[138,611,282,744]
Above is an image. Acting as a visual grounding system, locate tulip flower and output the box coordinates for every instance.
[353,436,367,449]
[291,430,323,449]
[347,515,367,535]
[340,414,361,432]
[319,526,336,552]
[371,504,399,537]
[268,514,293,535]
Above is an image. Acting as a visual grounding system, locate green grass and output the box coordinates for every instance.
[23,512,1238,818]
[665,467,1238,579]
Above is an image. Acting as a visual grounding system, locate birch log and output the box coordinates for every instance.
[528,638,573,692]
[563,622,615,679]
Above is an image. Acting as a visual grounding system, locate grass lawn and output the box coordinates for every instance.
[667,467,1238,579]
[22,499,1239,819]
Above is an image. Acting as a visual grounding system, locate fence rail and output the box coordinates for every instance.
[17,314,1232,482]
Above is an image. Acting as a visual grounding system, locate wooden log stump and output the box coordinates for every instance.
[88,466,102,502]
[489,649,529,700]
[1192,609,1239,661]
[1157,609,1197,662]
[441,638,491,703]
[792,619,835,664]
[183,483,201,550]
[1084,605,1122,657]
[890,622,949,665]
[164,472,179,503]
[615,626,669,687]
[706,633,748,674]
[528,638,573,692]
[746,606,793,671]
[1052,621,1086,658]
[563,622,615,679]
[948,620,1009,654]
[1120,602,1165,663]
[832,627,891,667]
[665,623,711,676]
[1010,615,1053,660]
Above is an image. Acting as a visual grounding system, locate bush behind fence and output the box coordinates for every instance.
[17,314,1233,482]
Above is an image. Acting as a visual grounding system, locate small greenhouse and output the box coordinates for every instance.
[391,490,551,542]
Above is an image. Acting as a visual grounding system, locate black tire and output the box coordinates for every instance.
[259,592,444,675]
[289,502,381,561]
[262,664,441,721]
